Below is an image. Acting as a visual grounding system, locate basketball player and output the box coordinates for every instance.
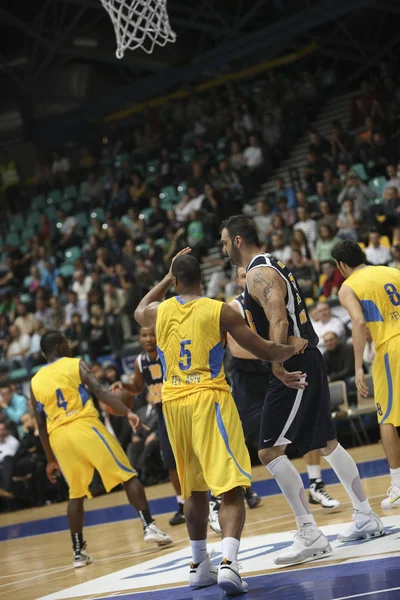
[229,266,340,510]
[111,325,185,526]
[31,332,172,568]
[221,216,384,566]
[135,248,306,594]
[332,240,400,509]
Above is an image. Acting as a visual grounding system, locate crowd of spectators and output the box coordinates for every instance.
[0,58,399,509]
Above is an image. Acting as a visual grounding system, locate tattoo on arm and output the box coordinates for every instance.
[253,272,274,308]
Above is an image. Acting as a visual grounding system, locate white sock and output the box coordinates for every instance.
[324,443,371,513]
[221,537,240,562]
[176,495,184,505]
[307,464,321,481]
[190,539,207,565]
[267,456,316,528]
[390,467,400,488]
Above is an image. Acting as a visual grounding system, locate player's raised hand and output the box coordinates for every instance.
[273,366,308,390]
[127,411,150,433]
[288,335,308,354]
[169,247,191,276]
[46,460,60,484]
[109,381,123,392]
[355,367,368,398]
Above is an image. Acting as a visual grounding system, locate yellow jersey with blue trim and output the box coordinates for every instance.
[156,296,230,402]
[31,357,98,434]
[344,265,400,350]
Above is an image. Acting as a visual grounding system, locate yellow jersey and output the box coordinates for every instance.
[31,357,98,434]
[156,296,230,401]
[344,265,400,350]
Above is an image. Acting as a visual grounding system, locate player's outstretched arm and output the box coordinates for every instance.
[80,361,139,428]
[221,303,297,362]
[339,284,368,397]
[30,385,60,484]
[135,247,191,327]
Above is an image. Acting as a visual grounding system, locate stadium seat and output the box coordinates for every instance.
[136,243,150,254]
[146,159,160,175]
[351,163,368,181]
[64,246,81,264]
[177,182,187,201]
[90,207,105,222]
[21,227,35,242]
[59,263,76,278]
[44,206,57,222]
[139,208,153,223]
[30,365,43,375]
[75,212,89,228]
[368,177,386,196]
[63,185,78,200]
[160,186,178,203]
[114,153,130,167]
[154,238,166,247]
[9,368,29,380]
[10,214,24,232]
[181,148,197,163]
[26,211,40,228]
[31,194,45,210]
[216,137,227,150]
[5,232,20,247]
[61,200,74,214]
[46,190,62,204]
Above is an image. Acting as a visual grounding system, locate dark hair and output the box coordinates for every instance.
[172,255,202,286]
[331,241,365,268]
[221,215,260,246]
[40,330,65,357]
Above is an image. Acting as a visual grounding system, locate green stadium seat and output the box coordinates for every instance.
[351,163,368,181]
[26,211,40,228]
[90,207,105,222]
[177,182,187,201]
[44,206,57,222]
[182,132,195,146]
[46,190,62,204]
[159,186,178,203]
[369,177,386,196]
[30,365,43,375]
[31,194,45,210]
[5,232,20,247]
[64,247,81,264]
[136,243,150,254]
[139,208,153,223]
[9,368,28,380]
[21,227,35,242]
[114,153,130,167]
[216,137,227,150]
[63,185,78,200]
[75,212,89,228]
[181,148,197,164]
[145,175,156,186]
[61,200,74,214]
[10,214,24,232]
[154,238,166,247]
[59,263,76,278]
[160,200,174,211]
[19,293,31,303]
[146,159,160,175]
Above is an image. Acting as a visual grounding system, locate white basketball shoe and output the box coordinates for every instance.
[381,486,400,510]
[218,559,248,595]
[189,555,218,589]
[274,526,332,566]
[337,511,385,541]
[144,522,173,546]
[73,542,93,568]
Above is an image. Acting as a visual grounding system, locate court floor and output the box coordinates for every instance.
[0,444,399,600]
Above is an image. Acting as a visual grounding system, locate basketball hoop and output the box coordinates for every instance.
[99,0,177,57]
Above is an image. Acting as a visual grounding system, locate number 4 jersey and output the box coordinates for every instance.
[344,265,400,350]
[156,296,230,402]
[31,357,98,434]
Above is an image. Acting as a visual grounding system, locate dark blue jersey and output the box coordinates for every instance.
[137,352,163,404]
[244,253,319,349]
[230,293,271,374]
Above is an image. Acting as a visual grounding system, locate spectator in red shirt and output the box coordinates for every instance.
[321,260,344,299]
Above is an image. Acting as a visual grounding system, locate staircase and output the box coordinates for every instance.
[201,90,357,289]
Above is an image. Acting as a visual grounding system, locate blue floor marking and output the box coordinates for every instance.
[94,555,400,600]
[0,458,389,542]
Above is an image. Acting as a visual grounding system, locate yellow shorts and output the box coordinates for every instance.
[163,390,251,500]
[50,417,137,499]
[373,338,400,427]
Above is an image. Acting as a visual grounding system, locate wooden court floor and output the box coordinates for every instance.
[0,444,396,600]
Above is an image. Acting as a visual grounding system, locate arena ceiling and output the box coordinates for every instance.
[1,0,400,140]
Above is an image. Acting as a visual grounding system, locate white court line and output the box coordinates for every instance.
[333,587,400,599]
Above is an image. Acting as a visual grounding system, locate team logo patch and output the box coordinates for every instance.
[38,516,400,600]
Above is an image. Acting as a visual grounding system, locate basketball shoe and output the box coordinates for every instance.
[144,522,173,546]
[218,559,248,594]
[337,511,385,541]
[169,503,185,526]
[274,526,332,566]
[381,485,400,509]
[309,480,341,509]
[73,542,93,568]
[189,555,218,589]
[245,488,262,509]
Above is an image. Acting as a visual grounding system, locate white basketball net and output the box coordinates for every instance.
[99,0,177,57]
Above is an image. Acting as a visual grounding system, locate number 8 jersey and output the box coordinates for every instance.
[31,357,98,434]
[344,265,400,349]
[156,296,230,402]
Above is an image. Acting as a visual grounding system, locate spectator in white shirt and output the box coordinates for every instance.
[293,206,317,247]
[243,136,263,169]
[56,209,78,250]
[270,232,292,264]
[0,421,20,496]
[383,164,400,194]
[311,302,346,353]
[14,302,37,336]
[51,151,70,179]
[253,200,273,244]
[65,290,88,326]
[175,186,204,223]
[72,270,93,303]
[6,325,30,369]
[365,231,392,266]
